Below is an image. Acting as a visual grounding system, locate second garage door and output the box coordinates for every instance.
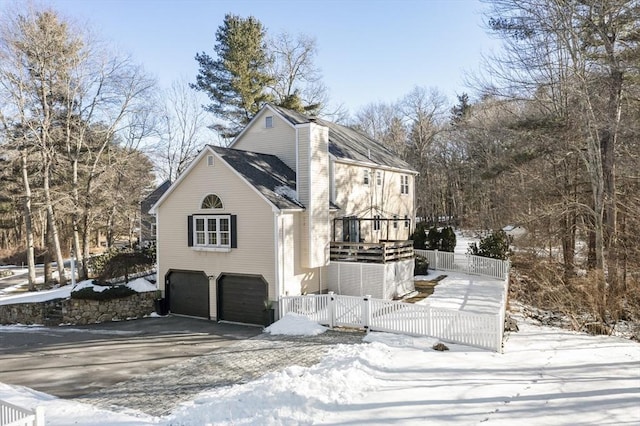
[217,274,267,325]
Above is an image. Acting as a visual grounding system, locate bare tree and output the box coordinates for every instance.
[266,32,328,114]
[1,5,156,282]
[155,78,210,182]
[0,7,77,284]
[481,0,640,320]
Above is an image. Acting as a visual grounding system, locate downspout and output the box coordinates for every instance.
[155,212,161,294]
[295,127,299,192]
[273,209,284,319]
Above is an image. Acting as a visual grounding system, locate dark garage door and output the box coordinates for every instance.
[167,271,209,318]
[218,274,267,325]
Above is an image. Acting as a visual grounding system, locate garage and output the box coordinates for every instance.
[217,274,268,325]
[167,270,209,318]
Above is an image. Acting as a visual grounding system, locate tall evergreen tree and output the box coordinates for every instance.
[192,14,274,138]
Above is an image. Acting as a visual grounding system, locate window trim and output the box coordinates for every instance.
[400,175,409,195]
[190,214,232,250]
[376,170,382,186]
[265,115,273,128]
[363,169,370,186]
[201,193,224,210]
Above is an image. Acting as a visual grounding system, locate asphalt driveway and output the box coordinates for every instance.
[0,316,262,398]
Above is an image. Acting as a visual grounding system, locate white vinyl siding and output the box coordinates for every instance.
[332,161,415,241]
[232,109,297,170]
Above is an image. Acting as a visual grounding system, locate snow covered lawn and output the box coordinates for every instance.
[1,313,638,425]
[0,278,157,307]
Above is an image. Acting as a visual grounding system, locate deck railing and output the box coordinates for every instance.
[0,400,44,426]
[330,240,414,263]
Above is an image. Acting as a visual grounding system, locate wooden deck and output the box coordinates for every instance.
[329,240,414,263]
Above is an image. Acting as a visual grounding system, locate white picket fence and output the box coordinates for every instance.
[414,249,510,279]
[280,292,504,351]
[0,400,44,426]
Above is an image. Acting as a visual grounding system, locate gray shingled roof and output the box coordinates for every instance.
[141,180,171,212]
[209,146,304,210]
[268,104,416,172]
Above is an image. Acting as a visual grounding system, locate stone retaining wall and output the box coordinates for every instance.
[63,292,155,325]
[0,299,62,325]
[0,292,155,325]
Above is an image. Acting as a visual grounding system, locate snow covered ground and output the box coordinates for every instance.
[0,278,156,306]
[1,312,638,426]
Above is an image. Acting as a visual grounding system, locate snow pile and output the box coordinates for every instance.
[73,278,156,294]
[124,278,157,293]
[72,280,109,292]
[264,312,327,336]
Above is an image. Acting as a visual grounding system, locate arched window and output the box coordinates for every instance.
[201,194,223,209]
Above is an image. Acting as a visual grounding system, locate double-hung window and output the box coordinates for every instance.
[363,169,370,185]
[191,215,232,249]
[373,215,381,231]
[400,175,409,195]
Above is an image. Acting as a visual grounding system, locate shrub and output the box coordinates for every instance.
[87,245,156,280]
[410,222,429,249]
[71,284,136,300]
[426,227,441,250]
[98,250,155,284]
[414,255,429,275]
[468,230,512,260]
[440,226,457,252]
[421,226,457,252]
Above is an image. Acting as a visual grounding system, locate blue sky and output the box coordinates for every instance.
[22,0,499,114]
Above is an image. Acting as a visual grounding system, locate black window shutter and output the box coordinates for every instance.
[231,215,237,248]
[187,215,193,246]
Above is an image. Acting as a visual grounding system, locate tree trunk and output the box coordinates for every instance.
[70,158,86,279]
[20,151,37,290]
[43,214,53,284]
[42,160,67,285]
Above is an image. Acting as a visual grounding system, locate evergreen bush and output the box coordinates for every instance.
[440,226,457,252]
[71,284,136,300]
[414,255,430,275]
[467,230,512,260]
[410,222,429,249]
[426,227,441,250]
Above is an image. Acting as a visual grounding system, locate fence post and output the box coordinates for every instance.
[434,249,438,270]
[363,295,371,331]
[328,291,335,328]
[35,406,45,426]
